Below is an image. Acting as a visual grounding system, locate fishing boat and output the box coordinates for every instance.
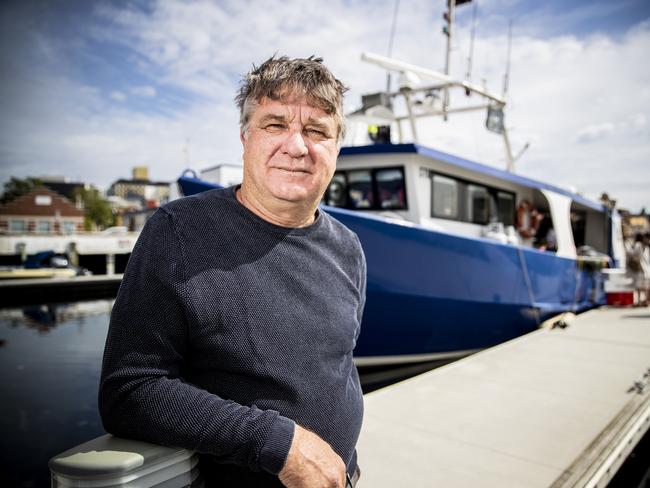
[176,3,625,366]
[177,141,621,367]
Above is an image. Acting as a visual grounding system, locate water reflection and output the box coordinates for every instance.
[0,300,113,488]
[0,299,443,487]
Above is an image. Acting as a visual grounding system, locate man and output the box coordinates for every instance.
[99,55,366,488]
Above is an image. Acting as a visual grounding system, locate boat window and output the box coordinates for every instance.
[429,171,516,225]
[376,168,407,210]
[496,192,515,227]
[570,211,586,248]
[432,175,459,219]
[348,170,374,209]
[467,185,490,224]
[325,173,348,207]
[325,166,408,211]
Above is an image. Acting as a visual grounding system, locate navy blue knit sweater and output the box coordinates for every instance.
[99,186,366,484]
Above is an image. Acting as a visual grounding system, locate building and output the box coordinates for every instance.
[627,210,649,237]
[38,176,90,203]
[0,187,85,234]
[122,207,158,232]
[200,163,243,187]
[108,167,170,207]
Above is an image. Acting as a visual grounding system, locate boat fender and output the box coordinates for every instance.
[516,200,541,238]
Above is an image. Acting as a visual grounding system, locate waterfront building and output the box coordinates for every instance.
[0,187,84,235]
[38,176,91,203]
[121,207,158,232]
[107,167,170,208]
[627,210,649,237]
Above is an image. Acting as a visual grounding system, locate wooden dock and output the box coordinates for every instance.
[357,307,650,487]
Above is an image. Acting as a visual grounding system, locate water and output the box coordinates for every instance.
[0,301,112,487]
[0,299,436,487]
[1,300,646,487]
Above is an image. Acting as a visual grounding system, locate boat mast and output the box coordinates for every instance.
[502,20,515,172]
[386,0,400,93]
[442,0,456,120]
[355,1,521,169]
[464,0,478,91]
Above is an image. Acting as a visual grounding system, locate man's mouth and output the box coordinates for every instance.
[273,167,312,174]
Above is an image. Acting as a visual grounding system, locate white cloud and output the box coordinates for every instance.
[576,122,616,143]
[131,85,157,98]
[110,90,127,102]
[1,0,649,212]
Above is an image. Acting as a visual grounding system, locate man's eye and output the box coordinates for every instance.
[306,128,327,137]
[265,124,286,130]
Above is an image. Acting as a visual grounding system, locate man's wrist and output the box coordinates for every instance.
[258,415,295,474]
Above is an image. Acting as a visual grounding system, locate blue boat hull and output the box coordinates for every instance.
[326,208,605,362]
[177,177,605,364]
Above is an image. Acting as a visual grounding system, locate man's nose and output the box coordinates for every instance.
[282,130,308,158]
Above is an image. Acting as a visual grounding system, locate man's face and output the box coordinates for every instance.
[241,97,339,207]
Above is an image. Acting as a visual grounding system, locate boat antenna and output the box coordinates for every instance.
[513,141,530,163]
[386,0,400,93]
[464,0,478,95]
[502,19,513,98]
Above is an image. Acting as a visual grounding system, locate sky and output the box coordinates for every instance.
[1,0,649,212]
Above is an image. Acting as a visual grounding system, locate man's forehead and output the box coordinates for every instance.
[255,97,334,122]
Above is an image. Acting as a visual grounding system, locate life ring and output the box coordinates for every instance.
[516,200,540,238]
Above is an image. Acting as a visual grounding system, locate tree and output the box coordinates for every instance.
[74,187,115,230]
[0,177,42,203]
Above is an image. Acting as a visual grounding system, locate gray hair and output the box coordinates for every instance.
[235,55,348,143]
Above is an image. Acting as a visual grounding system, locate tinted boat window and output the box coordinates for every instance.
[496,191,515,226]
[467,185,489,224]
[376,168,406,210]
[432,175,458,219]
[348,170,374,209]
[325,166,408,211]
[326,173,348,207]
[429,171,516,225]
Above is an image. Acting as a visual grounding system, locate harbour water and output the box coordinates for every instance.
[0,300,647,487]
[0,301,111,487]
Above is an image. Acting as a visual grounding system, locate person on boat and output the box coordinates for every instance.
[99,55,366,488]
[534,214,557,252]
[626,233,649,306]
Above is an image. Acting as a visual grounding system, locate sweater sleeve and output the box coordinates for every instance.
[98,208,295,474]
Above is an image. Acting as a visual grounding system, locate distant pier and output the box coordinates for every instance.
[0,275,122,308]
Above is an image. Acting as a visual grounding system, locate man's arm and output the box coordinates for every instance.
[98,209,294,474]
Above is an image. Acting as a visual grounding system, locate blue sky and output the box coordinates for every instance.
[1,0,649,211]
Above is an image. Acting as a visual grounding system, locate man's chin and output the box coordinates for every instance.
[269,185,316,204]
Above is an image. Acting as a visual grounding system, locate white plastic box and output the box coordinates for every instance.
[49,435,200,487]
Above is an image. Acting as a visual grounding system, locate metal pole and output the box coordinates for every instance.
[386,0,400,93]
[403,92,419,143]
[503,127,515,172]
[443,0,456,121]
[502,20,513,98]
[106,254,115,276]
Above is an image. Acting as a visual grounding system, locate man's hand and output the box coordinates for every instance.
[278,424,346,488]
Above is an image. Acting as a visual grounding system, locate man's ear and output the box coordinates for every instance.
[240,131,246,145]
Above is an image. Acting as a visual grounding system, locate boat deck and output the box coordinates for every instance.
[357,306,650,487]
